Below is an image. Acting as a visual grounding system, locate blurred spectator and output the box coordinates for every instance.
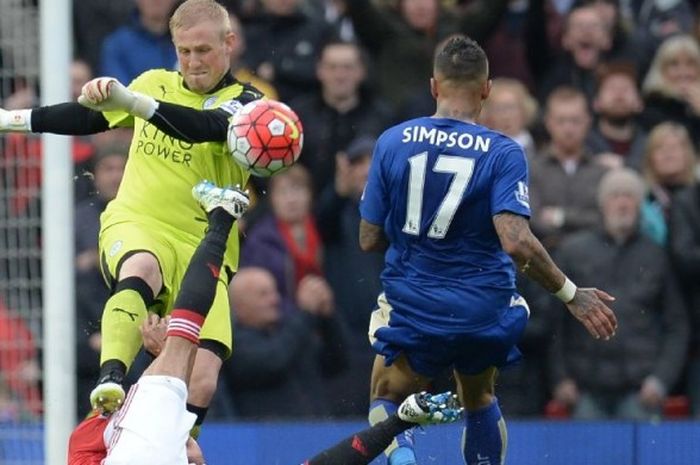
[291,40,393,194]
[305,0,356,40]
[587,61,647,170]
[0,299,41,419]
[99,0,178,85]
[229,13,279,99]
[482,0,548,90]
[74,141,127,417]
[639,122,697,245]
[73,0,135,72]
[0,377,21,422]
[315,136,383,416]
[530,86,607,250]
[242,0,334,102]
[240,165,328,312]
[70,59,93,101]
[345,0,508,111]
[480,77,538,158]
[640,34,700,148]
[577,0,635,61]
[223,267,347,418]
[632,0,695,73]
[551,168,689,420]
[669,174,700,418]
[539,4,612,102]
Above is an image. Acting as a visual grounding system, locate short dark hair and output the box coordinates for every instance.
[319,38,367,68]
[545,85,588,114]
[433,35,488,83]
[595,60,638,87]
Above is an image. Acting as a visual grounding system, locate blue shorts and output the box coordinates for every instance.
[368,293,529,378]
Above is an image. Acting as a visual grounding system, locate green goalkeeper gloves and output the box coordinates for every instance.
[0,107,32,132]
[78,77,158,120]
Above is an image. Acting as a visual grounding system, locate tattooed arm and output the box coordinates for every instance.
[359,219,388,253]
[493,212,618,340]
[493,212,566,293]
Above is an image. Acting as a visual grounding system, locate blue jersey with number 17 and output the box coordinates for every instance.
[360,116,531,335]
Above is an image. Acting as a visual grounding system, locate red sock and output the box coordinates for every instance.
[166,309,205,344]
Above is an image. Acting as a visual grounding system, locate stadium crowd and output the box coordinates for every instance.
[1,0,700,423]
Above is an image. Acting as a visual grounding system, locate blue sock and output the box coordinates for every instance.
[462,398,507,465]
[369,398,416,465]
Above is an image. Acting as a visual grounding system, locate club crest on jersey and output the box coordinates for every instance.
[203,96,218,109]
[515,181,530,208]
[109,240,123,257]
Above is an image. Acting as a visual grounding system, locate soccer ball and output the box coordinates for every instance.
[227,99,304,177]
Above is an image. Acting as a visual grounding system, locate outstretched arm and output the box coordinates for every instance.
[78,77,246,143]
[0,103,111,135]
[148,102,229,143]
[493,212,618,340]
[3,100,229,142]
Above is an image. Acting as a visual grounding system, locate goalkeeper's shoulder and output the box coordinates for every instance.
[216,80,264,116]
[224,79,264,105]
[239,82,264,103]
[128,68,179,94]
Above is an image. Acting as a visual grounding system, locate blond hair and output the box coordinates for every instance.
[169,0,231,37]
[487,78,538,126]
[643,122,696,186]
[642,35,700,98]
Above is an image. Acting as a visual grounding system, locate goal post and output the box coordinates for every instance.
[40,0,75,464]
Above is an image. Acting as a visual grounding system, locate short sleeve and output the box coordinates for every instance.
[359,139,389,225]
[490,146,531,218]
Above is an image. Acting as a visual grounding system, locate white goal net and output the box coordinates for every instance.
[0,0,45,464]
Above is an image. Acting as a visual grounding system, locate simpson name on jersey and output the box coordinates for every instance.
[401,124,492,152]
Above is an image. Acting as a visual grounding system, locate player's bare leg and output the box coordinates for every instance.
[454,367,506,465]
[369,354,431,465]
[91,252,163,413]
[370,355,430,402]
[142,336,198,381]
[186,347,223,437]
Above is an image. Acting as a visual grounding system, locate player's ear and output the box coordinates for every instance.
[430,78,438,99]
[223,31,236,55]
[481,79,492,100]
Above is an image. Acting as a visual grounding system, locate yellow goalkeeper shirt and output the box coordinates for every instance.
[101,69,256,269]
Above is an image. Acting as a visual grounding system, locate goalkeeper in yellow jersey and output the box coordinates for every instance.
[0,0,269,434]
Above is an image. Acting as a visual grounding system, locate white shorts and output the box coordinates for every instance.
[103,375,196,465]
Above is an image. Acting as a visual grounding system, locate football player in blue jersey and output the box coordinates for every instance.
[359,35,618,465]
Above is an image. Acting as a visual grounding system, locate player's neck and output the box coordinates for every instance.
[433,100,479,124]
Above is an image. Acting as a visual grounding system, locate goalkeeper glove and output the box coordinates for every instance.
[0,108,32,132]
[78,77,158,120]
